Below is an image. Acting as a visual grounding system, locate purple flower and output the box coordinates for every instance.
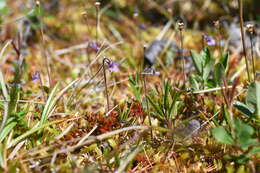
[89,42,100,52]
[142,67,160,75]
[204,35,216,46]
[108,62,119,72]
[139,23,147,30]
[32,71,40,82]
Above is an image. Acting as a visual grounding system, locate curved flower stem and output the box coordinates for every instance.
[238,0,251,82]
[103,58,111,112]
[67,64,103,107]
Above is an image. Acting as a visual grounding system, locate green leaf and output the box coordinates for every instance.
[0,144,6,168]
[222,105,233,129]
[39,83,60,126]
[248,147,260,155]
[190,50,203,75]
[189,75,200,90]
[0,122,17,143]
[128,74,141,101]
[203,58,215,80]
[214,63,225,85]
[202,48,215,80]
[233,101,254,117]
[234,118,258,148]
[201,48,210,66]
[220,53,229,70]
[236,156,250,164]
[246,82,260,116]
[8,120,62,148]
[163,80,170,113]
[146,95,164,118]
[212,127,234,145]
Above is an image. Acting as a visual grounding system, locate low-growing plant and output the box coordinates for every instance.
[190,47,229,90]
[212,81,260,164]
[234,81,260,121]
[146,80,183,127]
[212,117,259,163]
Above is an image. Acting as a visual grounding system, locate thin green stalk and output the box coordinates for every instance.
[238,0,251,82]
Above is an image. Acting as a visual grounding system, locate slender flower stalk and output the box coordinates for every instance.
[142,74,153,139]
[213,20,222,58]
[81,11,91,34]
[237,0,251,82]
[102,57,119,112]
[82,11,92,65]
[177,21,186,84]
[32,71,47,101]
[142,67,160,139]
[246,24,256,81]
[95,1,101,43]
[36,1,52,87]
[103,58,110,112]
[201,33,205,49]
[133,9,142,44]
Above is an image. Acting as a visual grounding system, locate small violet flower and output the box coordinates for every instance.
[108,62,119,72]
[204,34,216,46]
[142,67,160,75]
[32,71,40,82]
[139,23,147,30]
[90,42,100,52]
